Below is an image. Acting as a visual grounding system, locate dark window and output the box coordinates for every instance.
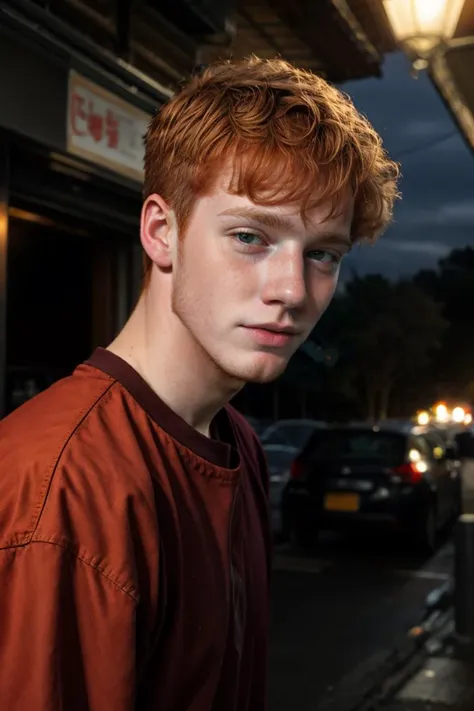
[305,429,406,465]
[263,423,316,449]
[264,447,297,471]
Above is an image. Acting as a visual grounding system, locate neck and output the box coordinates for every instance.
[107,282,242,437]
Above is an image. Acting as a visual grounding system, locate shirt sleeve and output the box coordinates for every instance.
[0,540,137,711]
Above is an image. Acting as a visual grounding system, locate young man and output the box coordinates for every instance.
[0,57,399,709]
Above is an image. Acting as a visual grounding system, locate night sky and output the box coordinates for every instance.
[339,51,474,281]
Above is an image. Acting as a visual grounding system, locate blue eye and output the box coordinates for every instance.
[307,250,340,266]
[234,232,262,246]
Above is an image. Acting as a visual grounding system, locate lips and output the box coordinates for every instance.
[248,323,300,335]
[243,325,299,348]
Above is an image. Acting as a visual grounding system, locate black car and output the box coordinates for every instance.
[281,422,461,551]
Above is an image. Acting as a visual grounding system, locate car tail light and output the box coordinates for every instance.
[290,459,306,481]
[392,462,424,484]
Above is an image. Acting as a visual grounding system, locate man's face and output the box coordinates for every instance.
[170,176,353,385]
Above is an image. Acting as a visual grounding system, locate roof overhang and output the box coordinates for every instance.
[430,38,474,155]
[199,0,390,82]
[354,0,474,156]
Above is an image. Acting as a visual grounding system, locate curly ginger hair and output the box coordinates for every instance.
[142,56,400,277]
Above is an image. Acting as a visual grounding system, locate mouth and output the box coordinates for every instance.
[242,324,301,348]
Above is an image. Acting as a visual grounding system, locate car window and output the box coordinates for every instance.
[263,423,316,449]
[265,447,297,470]
[305,429,406,464]
[285,425,316,449]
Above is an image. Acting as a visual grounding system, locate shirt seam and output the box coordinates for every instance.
[29,378,117,536]
[0,537,139,603]
[1,377,139,600]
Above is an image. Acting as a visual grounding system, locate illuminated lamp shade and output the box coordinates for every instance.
[383,0,465,59]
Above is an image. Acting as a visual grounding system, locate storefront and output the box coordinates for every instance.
[0,18,165,416]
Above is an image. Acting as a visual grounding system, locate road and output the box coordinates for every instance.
[268,531,454,711]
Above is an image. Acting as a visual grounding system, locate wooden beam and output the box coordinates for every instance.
[430,44,474,155]
[268,0,381,79]
[331,0,381,64]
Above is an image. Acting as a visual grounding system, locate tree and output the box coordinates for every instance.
[318,275,447,420]
[414,247,474,401]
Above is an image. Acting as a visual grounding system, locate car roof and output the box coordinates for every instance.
[265,418,326,428]
[263,444,299,453]
[327,421,441,437]
[261,419,326,437]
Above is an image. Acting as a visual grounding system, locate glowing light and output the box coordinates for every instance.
[452,407,466,423]
[417,411,430,426]
[409,448,421,462]
[465,413,473,426]
[433,446,444,460]
[435,403,449,423]
[383,0,465,58]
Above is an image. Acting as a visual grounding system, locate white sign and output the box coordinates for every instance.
[66,71,150,182]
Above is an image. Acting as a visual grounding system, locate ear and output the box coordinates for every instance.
[140,194,176,269]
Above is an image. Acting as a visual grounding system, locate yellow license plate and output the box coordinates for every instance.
[324,493,360,512]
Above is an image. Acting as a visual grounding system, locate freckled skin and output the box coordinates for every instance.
[169,176,353,385]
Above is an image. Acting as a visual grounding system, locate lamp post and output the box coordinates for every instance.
[382,0,465,72]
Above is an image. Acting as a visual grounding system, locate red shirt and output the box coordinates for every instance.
[0,349,271,710]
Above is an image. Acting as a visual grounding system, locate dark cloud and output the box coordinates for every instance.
[339,52,474,279]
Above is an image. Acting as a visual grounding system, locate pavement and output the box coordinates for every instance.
[382,654,474,711]
[351,583,474,711]
[351,608,474,711]
[268,531,456,711]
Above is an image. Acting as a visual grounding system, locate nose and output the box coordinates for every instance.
[260,246,306,309]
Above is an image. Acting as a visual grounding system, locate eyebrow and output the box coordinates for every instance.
[318,232,353,251]
[218,207,352,250]
[218,207,294,232]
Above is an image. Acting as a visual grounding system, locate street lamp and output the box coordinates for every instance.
[382,0,465,71]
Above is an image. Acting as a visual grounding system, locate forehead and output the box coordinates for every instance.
[200,170,354,233]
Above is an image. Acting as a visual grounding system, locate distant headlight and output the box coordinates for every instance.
[452,407,466,423]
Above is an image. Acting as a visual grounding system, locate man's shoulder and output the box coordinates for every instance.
[0,363,115,462]
[0,364,156,555]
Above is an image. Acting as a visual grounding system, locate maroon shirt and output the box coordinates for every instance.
[0,348,271,710]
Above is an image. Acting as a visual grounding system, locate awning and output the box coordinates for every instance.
[345,0,474,155]
[431,39,474,154]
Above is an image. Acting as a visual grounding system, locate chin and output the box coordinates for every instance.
[219,351,290,385]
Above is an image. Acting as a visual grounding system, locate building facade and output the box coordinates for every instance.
[0,1,173,414]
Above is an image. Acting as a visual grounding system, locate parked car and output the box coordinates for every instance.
[282,422,461,552]
[245,417,272,438]
[261,418,326,451]
[263,444,298,537]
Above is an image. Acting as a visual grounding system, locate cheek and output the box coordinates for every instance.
[217,258,258,298]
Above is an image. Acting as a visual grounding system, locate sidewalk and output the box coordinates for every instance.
[316,540,474,711]
[353,565,474,711]
[359,612,474,711]
[362,468,474,711]
[384,654,474,711]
